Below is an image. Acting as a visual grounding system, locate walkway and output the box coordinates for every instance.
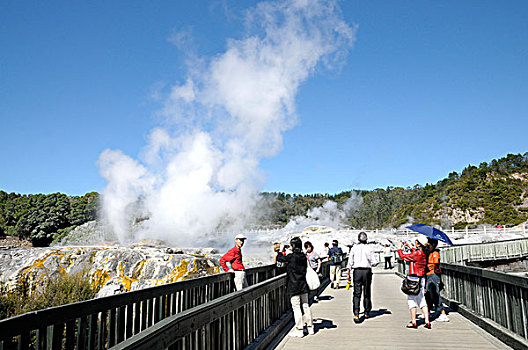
[276,268,509,349]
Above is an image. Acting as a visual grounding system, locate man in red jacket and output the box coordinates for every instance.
[220,234,248,291]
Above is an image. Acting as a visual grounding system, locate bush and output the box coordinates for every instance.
[0,269,99,320]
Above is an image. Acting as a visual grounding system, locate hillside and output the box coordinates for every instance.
[265,152,528,229]
[1,152,527,246]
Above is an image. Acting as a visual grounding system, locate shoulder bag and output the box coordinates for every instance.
[401,276,421,295]
[306,265,321,290]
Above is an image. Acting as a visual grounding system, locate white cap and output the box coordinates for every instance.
[415,235,428,246]
[235,234,247,240]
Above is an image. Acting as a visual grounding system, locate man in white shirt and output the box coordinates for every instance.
[346,232,378,322]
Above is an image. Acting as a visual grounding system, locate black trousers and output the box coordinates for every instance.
[384,256,392,269]
[353,268,372,315]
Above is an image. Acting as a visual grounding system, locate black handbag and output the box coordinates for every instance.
[401,276,421,295]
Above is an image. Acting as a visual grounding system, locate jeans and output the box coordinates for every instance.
[426,273,444,312]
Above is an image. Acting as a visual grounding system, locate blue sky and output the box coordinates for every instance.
[1,0,527,196]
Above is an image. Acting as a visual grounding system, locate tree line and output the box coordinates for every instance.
[1,152,527,246]
[0,192,99,246]
[263,152,528,229]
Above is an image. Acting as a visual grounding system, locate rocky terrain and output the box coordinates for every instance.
[0,243,223,298]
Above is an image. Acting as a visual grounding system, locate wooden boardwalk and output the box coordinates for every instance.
[275,268,509,349]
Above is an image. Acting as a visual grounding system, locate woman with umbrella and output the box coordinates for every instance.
[397,236,431,329]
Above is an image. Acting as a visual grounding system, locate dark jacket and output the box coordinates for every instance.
[277,251,309,297]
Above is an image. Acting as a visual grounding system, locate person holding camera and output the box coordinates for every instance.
[397,236,431,329]
[277,237,314,337]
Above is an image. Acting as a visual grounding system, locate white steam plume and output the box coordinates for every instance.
[282,194,363,232]
[98,0,355,246]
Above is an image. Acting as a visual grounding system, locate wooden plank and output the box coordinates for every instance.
[35,328,46,350]
[97,310,107,350]
[76,316,87,350]
[125,304,133,340]
[87,314,97,350]
[116,306,125,343]
[108,308,116,347]
[50,323,64,350]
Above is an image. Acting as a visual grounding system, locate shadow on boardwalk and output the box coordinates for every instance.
[275,268,510,349]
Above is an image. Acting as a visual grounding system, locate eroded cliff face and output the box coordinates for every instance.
[0,245,221,298]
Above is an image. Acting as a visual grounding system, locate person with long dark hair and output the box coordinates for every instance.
[277,237,314,337]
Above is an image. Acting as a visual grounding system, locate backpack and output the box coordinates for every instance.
[331,248,343,264]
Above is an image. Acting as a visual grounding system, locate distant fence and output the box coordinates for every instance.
[0,265,278,350]
[440,237,528,264]
[397,259,528,349]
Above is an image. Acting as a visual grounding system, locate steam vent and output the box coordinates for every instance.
[0,244,221,298]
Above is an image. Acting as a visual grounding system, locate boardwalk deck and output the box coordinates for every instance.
[275,268,509,349]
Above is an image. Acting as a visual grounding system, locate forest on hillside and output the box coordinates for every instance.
[0,192,98,246]
[1,152,527,246]
[264,152,528,229]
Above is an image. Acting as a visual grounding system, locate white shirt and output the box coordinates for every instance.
[347,243,378,269]
[383,246,392,257]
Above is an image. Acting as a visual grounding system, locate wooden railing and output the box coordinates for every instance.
[441,262,528,349]
[0,265,279,350]
[111,259,334,350]
[440,237,528,264]
[396,258,528,349]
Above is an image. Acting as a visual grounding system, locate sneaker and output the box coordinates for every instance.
[424,322,432,329]
[406,322,417,329]
[364,313,370,319]
[307,327,315,335]
[289,329,304,338]
[437,314,450,322]
[353,314,360,323]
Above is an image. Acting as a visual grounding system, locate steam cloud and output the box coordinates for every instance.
[98,0,355,246]
[282,194,363,232]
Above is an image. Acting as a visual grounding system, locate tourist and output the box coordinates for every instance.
[425,238,449,322]
[220,234,248,291]
[277,237,314,337]
[323,242,330,261]
[397,236,431,329]
[383,244,393,269]
[327,240,344,289]
[273,242,281,264]
[304,241,321,301]
[347,232,378,322]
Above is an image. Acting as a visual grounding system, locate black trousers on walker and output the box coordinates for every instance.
[353,268,373,315]
[384,256,392,269]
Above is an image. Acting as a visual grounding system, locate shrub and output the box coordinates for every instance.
[0,269,99,320]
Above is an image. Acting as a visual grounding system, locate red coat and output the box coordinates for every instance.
[220,245,245,272]
[398,248,427,277]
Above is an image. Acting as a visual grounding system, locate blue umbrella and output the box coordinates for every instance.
[406,224,454,245]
